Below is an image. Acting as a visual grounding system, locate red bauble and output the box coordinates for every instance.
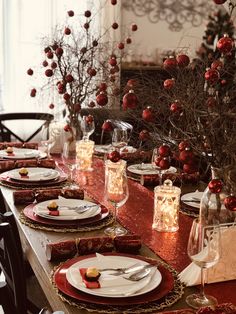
[51,61,57,69]
[158,144,171,157]
[122,90,138,110]
[126,37,132,44]
[67,10,74,17]
[49,103,54,109]
[96,92,108,106]
[142,107,155,122]
[55,47,63,57]
[159,158,170,170]
[206,96,217,107]
[47,51,54,59]
[176,54,190,67]
[183,163,197,174]
[179,149,194,163]
[170,100,182,114]
[213,0,227,4]
[65,74,74,83]
[211,59,223,71]
[99,82,107,91]
[127,79,138,88]
[111,0,117,4]
[88,68,97,76]
[118,42,125,50]
[217,35,234,54]
[27,68,33,76]
[163,56,177,70]
[42,60,48,67]
[85,115,94,124]
[84,22,90,29]
[74,103,81,112]
[163,78,175,89]
[92,40,98,47]
[109,57,117,66]
[108,150,121,163]
[44,47,51,53]
[112,22,119,29]
[139,130,150,141]
[84,10,91,17]
[102,120,113,132]
[30,88,36,97]
[204,68,220,84]
[131,23,138,31]
[45,69,53,77]
[224,195,236,211]
[80,47,87,54]
[51,43,58,51]
[63,93,71,101]
[208,179,223,193]
[178,140,190,151]
[64,27,71,35]
[64,124,71,132]
[154,156,162,167]
[88,101,96,108]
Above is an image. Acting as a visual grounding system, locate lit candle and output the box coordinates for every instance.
[76,139,94,171]
[152,179,181,232]
[105,159,126,195]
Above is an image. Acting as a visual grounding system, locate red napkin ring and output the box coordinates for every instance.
[49,210,59,216]
[79,268,100,289]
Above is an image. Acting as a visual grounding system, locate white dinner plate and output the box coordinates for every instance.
[7,167,60,182]
[34,198,101,220]
[66,254,162,298]
[127,163,177,175]
[0,147,46,159]
[181,191,203,209]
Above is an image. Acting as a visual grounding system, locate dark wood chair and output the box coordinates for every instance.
[0,211,51,314]
[0,112,54,143]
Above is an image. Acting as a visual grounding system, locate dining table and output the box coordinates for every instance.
[0,152,236,314]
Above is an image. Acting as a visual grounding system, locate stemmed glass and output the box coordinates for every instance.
[62,141,78,189]
[81,115,95,141]
[40,122,61,157]
[186,219,221,309]
[104,159,129,236]
[112,128,129,153]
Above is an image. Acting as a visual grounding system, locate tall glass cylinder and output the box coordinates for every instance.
[76,139,94,171]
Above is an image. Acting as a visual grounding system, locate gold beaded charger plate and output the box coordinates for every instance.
[0,147,46,159]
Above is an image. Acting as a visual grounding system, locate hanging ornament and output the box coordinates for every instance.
[179,148,194,163]
[224,195,236,211]
[178,140,190,151]
[96,92,108,106]
[212,0,227,4]
[159,158,170,170]
[183,163,197,174]
[107,150,121,163]
[122,90,138,110]
[154,156,162,167]
[176,54,190,67]
[204,68,220,85]
[217,35,234,54]
[109,57,117,66]
[211,59,223,71]
[206,96,217,107]
[158,144,171,157]
[139,130,150,141]
[163,78,175,90]
[170,100,182,114]
[102,120,113,132]
[163,56,177,70]
[142,107,155,122]
[208,179,223,193]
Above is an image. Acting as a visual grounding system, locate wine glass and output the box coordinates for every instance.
[186,219,221,309]
[40,121,61,157]
[81,115,95,141]
[151,148,170,185]
[112,128,129,153]
[104,159,129,236]
[62,141,78,189]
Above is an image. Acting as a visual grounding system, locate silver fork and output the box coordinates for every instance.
[124,266,155,281]
[59,204,99,213]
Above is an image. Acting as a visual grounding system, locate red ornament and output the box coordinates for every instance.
[44,47,51,53]
[74,103,81,112]
[92,40,98,47]
[45,69,53,77]
[224,195,236,211]
[49,103,54,109]
[65,74,74,83]
[96,92,108,106]
[64,27,71,35]
[142,107,155,122]
[42,60,48,67]
[109,57,117,66]
[213,0,227,4]
[204,68,220,84]
[179,149,194,163]
[131,23,138,31]
[127,79,138,88]
[170,100,182,114]
[80,47,87,54]
[27,68,33,76]
[159,158,170,170]
[51,61,57,69]
[88,101,96,108]
[154,156,162,167]
[102,120,113,132]
[84,10,91,17]
[55,47,63,57]
[108,150,121,163]
[158,144,171,157]
[206,96,217,107]
[88,68,97,76]
[63,93,71,101]
[64,124,71,132]
[139,130,150,141]
[112,22,119,29]
[176,54,190,67]
[217,35,234,54]
[163,78,175,89]
[111,0,117,4]
[84,23,90,30]
[126,37,132,44]
[118,42,125,50]
[47,51,54,59]
[178,140,190,151]
[221,79,227,86]
[85,115,94,124]
[183,163,197,174]
[163,56,177,70]
[99,82,107,91]
[51,43,58,51]
[208,179,223,193]
[122,90,138,110]
[211,59,223,71]
[30,88,36,97]
[67,10,74,17]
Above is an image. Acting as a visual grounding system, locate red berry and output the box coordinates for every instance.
[64,124,71,132]
[96,92,108,106]
[64,27,71,35]
[179,149,194,163]
[112,22,119,29]
[126,37,132,44]
[63,93,71,101]
[84,22,90,29]
[47,51,54,59]
[224,195,236,211]
[163,78,175,89]
[102,120,113,132]
[55,47,64,57]
[131,23,138,31]
[27,68,33,75]
[159,158,170,170]
[108,150,121,163]
[109,57,117,66]
[67,10,74,17]
[208,179,223,194]
[178,141,190,151]
[142,107,155,122]
[139,130,150,141]
[51,61,57,69]
[42,60,48,67]
[49,103,54,109]
[122,90,138,110]
[45,69,53,77]
[65,74,74,83]
[158,144,171,157]
[84,10,91,17]
[176,54,190,67]
[163,56,177,70]
[118,42,125,50]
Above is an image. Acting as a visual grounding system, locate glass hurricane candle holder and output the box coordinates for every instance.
[152,179,181,232]
[76,139,94,171]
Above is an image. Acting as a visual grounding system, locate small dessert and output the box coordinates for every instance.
[6,146,13,154]
[85,267,101,282]
[18,167,29,177]
[47,201,59,211]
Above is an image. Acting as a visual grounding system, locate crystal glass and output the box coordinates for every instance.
[112,128,129,152]
[151,148,170,185]
[104,159,129,236]
[81,115,95,141]
[186,219,221,309]
[62,141,77,188]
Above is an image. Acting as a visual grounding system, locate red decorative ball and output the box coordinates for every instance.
[139,130,150,141]
[55,47,63,57]
[67,10,74,17]
[49,103,54,109]
[65,74,74,83]
[47,51,54,59]
[85,115,94,124]
[44,47,51,53]
[213,0,227,4]
[88,101,96,108]
[126,37,132,44]
[178,140,190,151]
[163,56,177,70]
[118,42,125,50]
[64,27,71,35]
[211,59,223,71]
[142,107,155,122]
[206,96,217,107]
[158,144,171,157]
[204,68,220,84]
[176,54,190,67]
[127,79,138,88]
[108,150,121,163]
[112,22,119,29]
[84,22,90,29]
[84,10,91,18]
[217,35,234,54]
[122,90,138,110]
[109,57,117,66]
[102,120,113,132]
[208,179,223,193]
[99,82,107,91]
[131,23,138,31]
[51,43,58,51]
[27,68,33,76]
[224,195,236,211]
[88,68,97,76]
[164,78,175,89]
[96,92,108,106]
[111,0,117,4]
[74,103,81,112]
[64,124,71,132]
[42,60,48,67]
[51,61,57,69]
[45,69,53,77]
[92,40,98,47]
[159,158,170,170]
[179,149,194,163]
[183,163,197,174]
[30,88,36,97]
[170,100,182,114]
[154,156,162,167]
[80,47,87,54]
[63,93,71,101]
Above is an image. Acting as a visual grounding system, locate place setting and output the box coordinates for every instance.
[0,146,47,160]
[180,190,203,217]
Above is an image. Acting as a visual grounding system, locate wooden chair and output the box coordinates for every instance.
[0,211,51,314]
[0,112,54,143]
